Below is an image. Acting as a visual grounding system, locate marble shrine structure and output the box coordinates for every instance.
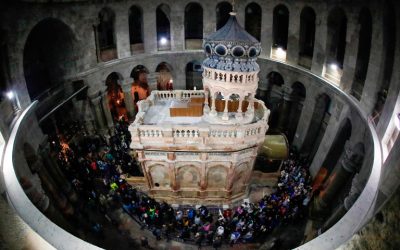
[129,13,270,205]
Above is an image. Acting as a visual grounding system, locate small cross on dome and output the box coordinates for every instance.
[230,0,236,15]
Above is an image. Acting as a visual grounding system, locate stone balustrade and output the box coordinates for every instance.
[203,67,259,85]
[153,90,205,101]
[130,115,268,150]
[129,90,269,150]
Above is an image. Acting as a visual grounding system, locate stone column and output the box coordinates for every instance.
[210,92,217,116]
[142,5,157,54]
[311,143,365,218]
[311,10,328,75]
[121,79,135,120]
[226,164,235,197]
[170,4,184,51]
[292,89,316,152]
[203,4,216,37]
[309,100,344,176]
[146,72,157,91]
[222,94,229,121]
[39,142,77,203]
[203,90,210,113]
[100,90,114,130]
[92,22,101,63]
[115,6,131,58]
[277,86,292,132]
[260,2,273,58]
[20,174,74,233]
[172,66,186,90]
[319,173,365,233]
[245,94,254,118]
[200,163,207,191]
[29,157,74,217]
[286,5,301,65]
[360,3,386,116]
[89,93,106,131]
[340,14,359,92]
[169,163,178,191]
[79,18,99,69]
[235,97,244,120]
[236,1,245,27]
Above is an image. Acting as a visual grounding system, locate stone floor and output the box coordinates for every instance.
[0,195,54,250]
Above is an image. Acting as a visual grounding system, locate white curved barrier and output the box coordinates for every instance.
[2,101,102,250]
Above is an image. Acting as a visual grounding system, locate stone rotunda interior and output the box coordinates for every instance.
[0,0,399,250]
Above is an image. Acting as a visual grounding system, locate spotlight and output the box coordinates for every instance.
[160,37,168,45]
[330,63,338,70]
[6,91,14,100]
[276,47,286,58]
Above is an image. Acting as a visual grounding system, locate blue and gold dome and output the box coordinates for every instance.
[203,12,261,72]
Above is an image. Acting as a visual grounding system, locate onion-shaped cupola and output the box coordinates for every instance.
[202,13,261,72]
[202,11,262,123]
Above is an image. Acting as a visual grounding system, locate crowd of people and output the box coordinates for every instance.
[50,118,312,248]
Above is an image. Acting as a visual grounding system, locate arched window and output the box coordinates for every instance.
[185,3,203,49]
[351,8,372,100]
[302,94,331,160]
[326,8,347,68]
[273,5,289,49]
[97,7,117,61]
[156,4,171,51]
[216,2,232,30]
[299,7,316,68]
[245,3,261,41]
[129,5,144,53]
[186,61,203,90]
[371,0,396,124]
[286,82,306,143]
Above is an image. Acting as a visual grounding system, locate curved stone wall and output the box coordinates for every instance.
[0,0,398,249]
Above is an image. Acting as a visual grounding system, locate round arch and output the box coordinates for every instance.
[97,7,117,61]
[105,72,127,121]
[23,18,77,100]
[185,2,203,49]
[156,4,171,51]
[245,2,262,41]
[155,62,174,90]
[130,65,149,80]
